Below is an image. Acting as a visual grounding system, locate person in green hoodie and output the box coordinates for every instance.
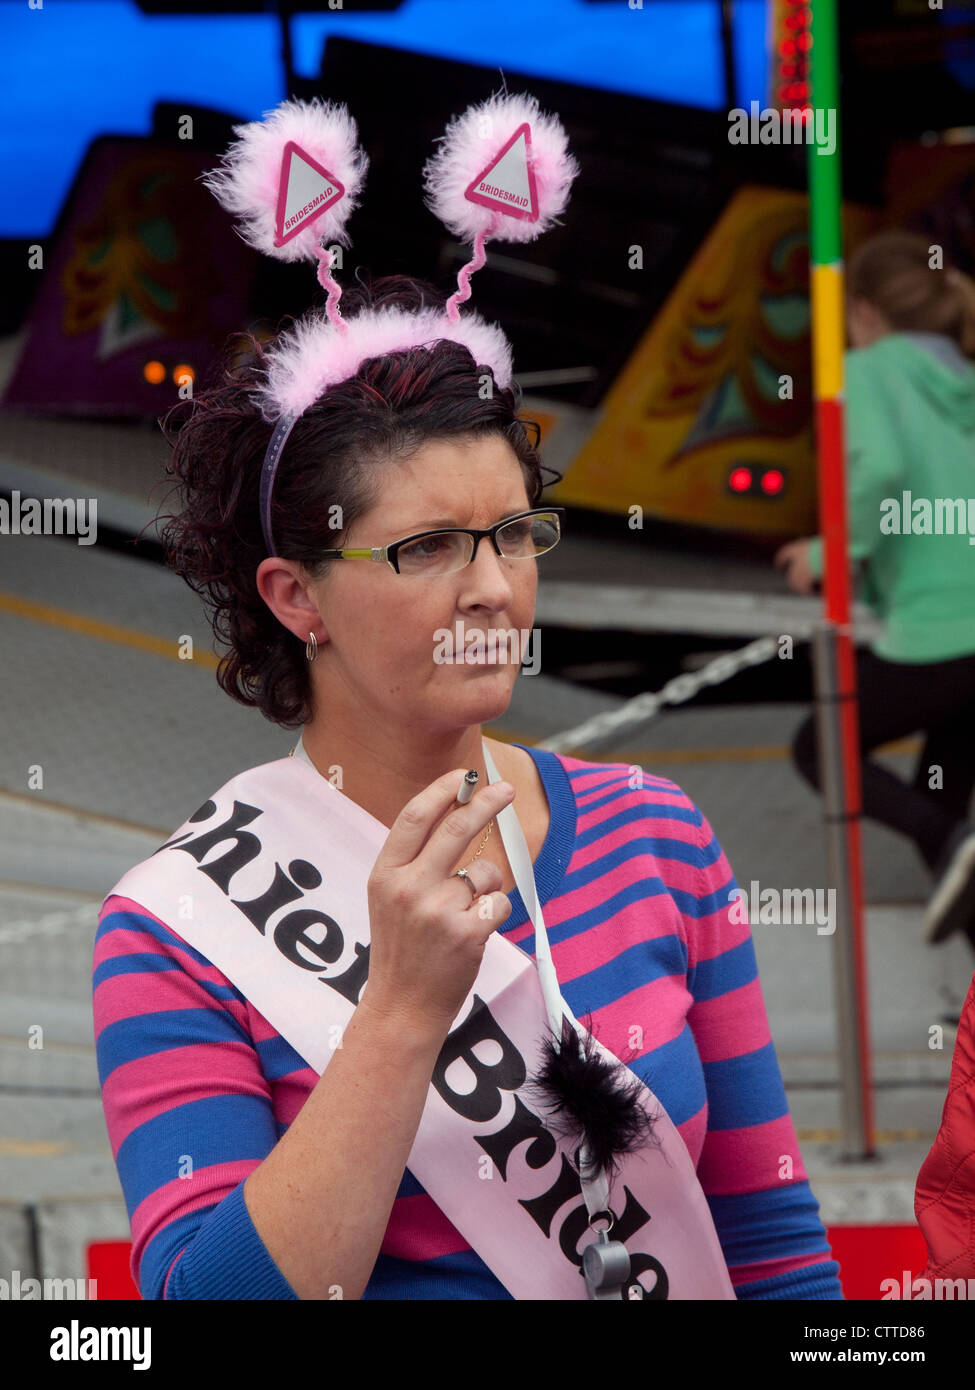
[775,230,975,950]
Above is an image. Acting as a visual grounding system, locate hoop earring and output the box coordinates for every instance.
[305,632,318,663]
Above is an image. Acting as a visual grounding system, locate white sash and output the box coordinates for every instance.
[104,750,736,1301]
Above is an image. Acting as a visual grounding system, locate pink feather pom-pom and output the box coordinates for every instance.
[255,304,514,421]
[202,96,368,263]
[423,90,578,247]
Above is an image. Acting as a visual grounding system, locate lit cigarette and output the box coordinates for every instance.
[457,769,479,805]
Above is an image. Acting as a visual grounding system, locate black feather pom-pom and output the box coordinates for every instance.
[525,1015,660,1178]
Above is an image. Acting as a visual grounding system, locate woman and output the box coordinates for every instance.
[776,231,975,951]
[93,272,842,1300]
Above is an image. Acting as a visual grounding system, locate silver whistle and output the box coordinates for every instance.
[582,1221,633,1300]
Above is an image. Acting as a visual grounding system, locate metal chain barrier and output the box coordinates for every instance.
[538,633,786,754]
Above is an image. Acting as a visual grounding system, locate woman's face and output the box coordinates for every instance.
[305,432,538,737]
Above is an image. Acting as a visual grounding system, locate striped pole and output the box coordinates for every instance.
[807,0,875,1157]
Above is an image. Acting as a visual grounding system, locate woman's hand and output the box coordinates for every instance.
[362,771,516,1034]
[774,537,817,596]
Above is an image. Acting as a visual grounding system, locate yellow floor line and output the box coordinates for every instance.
[796,1128,935,1144]
[490,731,921,762]
[0,786,169,840]
[0,591,219,668]
[0,878,103,900]
[0,1139,71,1156]
[0,1035,94,1054]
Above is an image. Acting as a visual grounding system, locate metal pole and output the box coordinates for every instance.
[811,624,876,1158]
[720,0,737,110]
[807,0,875,1158]
[277,1,297,99]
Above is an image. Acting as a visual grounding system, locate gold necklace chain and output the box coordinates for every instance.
[461,816,494,870]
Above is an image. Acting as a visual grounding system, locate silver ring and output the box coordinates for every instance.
[587,1210,615,1236]
[453,867,479,900]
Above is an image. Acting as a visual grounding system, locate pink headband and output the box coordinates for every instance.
[202,91,578,556]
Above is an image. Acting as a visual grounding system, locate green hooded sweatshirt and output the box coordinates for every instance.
[807,332,975,663]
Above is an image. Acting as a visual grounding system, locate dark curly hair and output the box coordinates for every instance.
[155,274,561,730]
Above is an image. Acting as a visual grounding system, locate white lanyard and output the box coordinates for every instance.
[292,734,612,1222]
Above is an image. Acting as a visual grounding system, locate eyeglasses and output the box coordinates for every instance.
[319,507,565,577]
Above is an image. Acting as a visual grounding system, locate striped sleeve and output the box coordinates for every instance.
[93,895,297,1300]
[681,803,844,1300]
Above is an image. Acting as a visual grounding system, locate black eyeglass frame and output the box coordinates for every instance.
[318,506,566,575]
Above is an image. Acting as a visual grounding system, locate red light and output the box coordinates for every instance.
[761,469,785,496]
[729,467,753,493]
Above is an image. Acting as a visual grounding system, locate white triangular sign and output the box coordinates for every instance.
[274,142,344,246]
[465,123,538,220]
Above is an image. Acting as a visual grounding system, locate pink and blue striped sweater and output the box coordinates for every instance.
[93,746,843,1300]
